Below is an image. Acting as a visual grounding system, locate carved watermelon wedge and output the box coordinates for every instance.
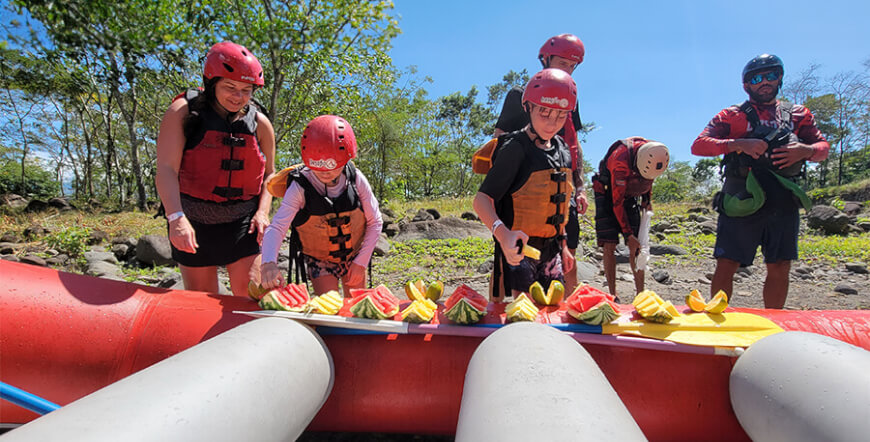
[565,285,620,325]
[443,284,488,325]
[348,285,400,319]
[258,283,310,312]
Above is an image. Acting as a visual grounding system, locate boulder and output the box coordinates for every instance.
[19,255,47,267]
[833,284,858,295]
[845,263,868,274]
[425,208,441,220]
[699,220,718,235]
[48,197,74,211]
[0,242,16,255]
[393,216,490,241]
[575,261,599,282]
[24,199,49,213]
[84,250,119,266]
[1,193,28,209]
[841,201,863,217]
[652,269,670,284]
[136,235,175,267]
[382,222,399,237]
[87,261,122,278]
[461,211,479,222]
[477,259,494,274]
[23,224,49,239]
[411,208,435,222]
[373,234,391,257]
[650,244,688,256]
[88,229,110,245]
[806,205,851,234]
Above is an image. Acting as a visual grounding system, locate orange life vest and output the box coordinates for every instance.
[290,163,366,263]
[509,167,574,239]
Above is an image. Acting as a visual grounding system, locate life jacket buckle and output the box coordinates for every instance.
[222,136,246,147]
[221,159,245,171]
[546,214,565,225]
[550,193,566,203]
[550,171,567,182]
[212,186,243,198]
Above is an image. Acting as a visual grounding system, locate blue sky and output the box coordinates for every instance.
[389,0,870,166]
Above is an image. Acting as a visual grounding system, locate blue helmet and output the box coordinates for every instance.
[742,54,784,83]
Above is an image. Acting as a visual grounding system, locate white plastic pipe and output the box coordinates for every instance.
[1,318,333,442]
[455,322,646,441]
[730,331,870,442]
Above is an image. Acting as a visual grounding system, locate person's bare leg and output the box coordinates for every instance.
[602,242,617,299]
[711,258,740,298]
[312,275,342,297]
[226,254,258,297]
[763,260,791,309]
[179,265,219,293]
[564,248,578,294]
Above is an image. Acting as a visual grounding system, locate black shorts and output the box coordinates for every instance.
[565,209,580,249]
[170,211,260,267]
[713,204,799,266]
[594,191,640,245]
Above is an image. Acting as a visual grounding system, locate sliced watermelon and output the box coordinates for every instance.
[258,283,310,312]
[348,285,400,319]
[443,284,488,325]
[444,284,488,311]
[564,285,619,325]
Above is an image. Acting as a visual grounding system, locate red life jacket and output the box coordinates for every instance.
[176,89,265,202]
[592,137,653,197]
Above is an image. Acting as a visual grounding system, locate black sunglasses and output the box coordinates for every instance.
[748,71,780,85]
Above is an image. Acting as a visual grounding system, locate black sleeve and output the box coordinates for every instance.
[495,87,527,133]
[479,138,525,202]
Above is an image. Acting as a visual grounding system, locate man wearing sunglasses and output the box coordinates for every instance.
[691,53,829,309]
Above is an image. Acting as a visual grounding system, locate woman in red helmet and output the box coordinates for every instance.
[474,69,577,300]
[259,115,383,297]
[155,41,276,297]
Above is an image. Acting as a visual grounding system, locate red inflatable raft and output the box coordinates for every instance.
[1,260,868,441]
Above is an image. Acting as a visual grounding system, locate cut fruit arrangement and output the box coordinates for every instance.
[565,285,620,325]
[404,279,444,303]
[529,280,565,306]
[685,289,729,314]
[306,290,343,315]
[401,299,438,323]
[505,293,539,322]
[348,285,401,319]
[632,290,681,323]
[443,284,488,324]
[258,284,310,312]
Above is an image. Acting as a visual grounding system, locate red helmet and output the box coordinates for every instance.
[539,34,585,66]
[203,41,264,87]
[522,68,577,111]
[300,115,357,171]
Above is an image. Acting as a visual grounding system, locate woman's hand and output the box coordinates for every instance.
[249,210,271,244]
[561,245,575,273]
[168,216,198,253]
[260,261,285,289]
[344,263,367,288]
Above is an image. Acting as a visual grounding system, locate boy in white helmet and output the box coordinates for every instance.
[591,137,669,301]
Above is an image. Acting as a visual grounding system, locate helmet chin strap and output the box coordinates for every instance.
[524,103,552,146]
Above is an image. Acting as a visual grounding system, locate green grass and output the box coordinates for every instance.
[384,196,475,220]
[799,233,870,265]
[373,237,492,285]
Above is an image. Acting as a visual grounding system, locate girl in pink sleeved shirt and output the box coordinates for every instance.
[260,115,382,297]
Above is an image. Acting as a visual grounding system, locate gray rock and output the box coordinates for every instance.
[845,263,868,274]
[48,197,74,211]
[807,205,851,234]
[652,269,670,283]
[87,261,121,277]
[136,235,175,267]
[45,256,68,267]
[575,261,599,281]
[618,272,635,282]
[663,228,682,235]
[834,284,858,295]
[24,199,49,213]
[847,225,865,234]
[23,224,49,239]
[382,222,399,237]
[0,232,22,243]
[394,216,490,241]
[687,207,710,214]
[841,201,863,216]
[157,272,183,288]
[737,266,753,276]
[111,236,138,247]
[858,221,870,232]
[614,244,630,264]
[411,209,435,222]
[477,259,494,274]
[1,254,20,262]
[381,207,396,218]
[0,242,15,254]
[88,229,110,245]
[705,272,715,280]
[695,215,711,223]
[794,266,813,275]
[1,193,27,209]
[112,244,130,261]
[650,244,688,256]
[373,234,391,257]
[461,211,479,221]
[84,250,118,265]
[699,220,718,235]
[698,276,711,285]
[651,221,673,233]
[20,255,47,267]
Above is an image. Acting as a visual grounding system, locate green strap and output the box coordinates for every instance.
[722,170,766,217]
[771,173,812,211]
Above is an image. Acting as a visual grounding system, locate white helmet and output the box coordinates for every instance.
[636,141,669,179]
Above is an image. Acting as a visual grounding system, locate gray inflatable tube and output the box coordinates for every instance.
[730,331,870,442]
[455,322,646,441]
[2,318,333,442]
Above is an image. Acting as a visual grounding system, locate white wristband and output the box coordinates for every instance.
[166,211,185,222]
[491,219,504,234]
